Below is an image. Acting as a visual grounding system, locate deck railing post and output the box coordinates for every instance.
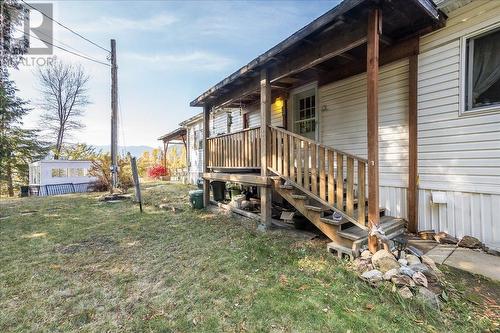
[367,8,381,253]
[259,69,272,230]
[203,104,211,207]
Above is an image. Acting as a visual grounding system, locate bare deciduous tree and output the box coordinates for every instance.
[37,59,90,159]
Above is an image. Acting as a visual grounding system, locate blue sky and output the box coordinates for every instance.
[12,0,339,148]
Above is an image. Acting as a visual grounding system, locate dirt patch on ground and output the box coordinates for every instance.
[55,236,118,254]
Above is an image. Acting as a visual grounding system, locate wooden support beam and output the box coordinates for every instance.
[407,54,418,233]
[203,173,269,186]
[367,8,381,253]
[203,105,211,207]
[260,69,272,230]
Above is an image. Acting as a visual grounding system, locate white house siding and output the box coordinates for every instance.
[242,98,284,129]
[209,108,242,137]
[318,59,409,219]
[186,120,204,184]
[417,0,500,250]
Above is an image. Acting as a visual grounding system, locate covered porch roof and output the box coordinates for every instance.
[190,0,445,109]
[158,127,187,144]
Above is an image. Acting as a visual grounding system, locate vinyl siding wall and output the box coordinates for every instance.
[318,59,410,219]
[186,120,204,184]
[417,0,500,249]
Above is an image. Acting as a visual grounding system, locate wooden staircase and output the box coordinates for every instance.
[268,126,406,259]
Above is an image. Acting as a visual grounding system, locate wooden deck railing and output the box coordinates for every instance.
[268,125,368,227]
[207,127,261,169]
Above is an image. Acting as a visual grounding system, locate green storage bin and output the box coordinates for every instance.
[189,190,204,209]
[211,181,225,202]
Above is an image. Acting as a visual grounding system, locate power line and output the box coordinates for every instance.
[13,26,110,67]
[20,0,110,54]
[22,21,100,63]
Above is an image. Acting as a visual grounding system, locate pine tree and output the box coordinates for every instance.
[0,70,48,196]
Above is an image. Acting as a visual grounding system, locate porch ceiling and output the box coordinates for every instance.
[190,0,445,109]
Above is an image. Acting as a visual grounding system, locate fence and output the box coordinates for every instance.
[29,182,95,197]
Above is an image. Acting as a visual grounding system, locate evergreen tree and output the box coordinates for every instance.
[0,70,48,196]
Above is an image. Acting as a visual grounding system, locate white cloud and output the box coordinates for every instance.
[123,51,233,71]
[76,13,177,32]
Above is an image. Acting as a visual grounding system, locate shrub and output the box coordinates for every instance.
[147,165,169,179]
[88,153,134,192]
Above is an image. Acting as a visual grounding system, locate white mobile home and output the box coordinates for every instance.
[29,160,97,196]
[187,0,500,254]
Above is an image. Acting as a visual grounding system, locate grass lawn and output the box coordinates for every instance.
[0,183,498,332]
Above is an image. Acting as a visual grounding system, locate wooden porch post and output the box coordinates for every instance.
[367,8,381,253]
[203,104,211,207]
[163,140,167,169]
[259,69,272,230]
[408,54,418,233]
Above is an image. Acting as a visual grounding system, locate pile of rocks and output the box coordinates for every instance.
[353,249,444,309]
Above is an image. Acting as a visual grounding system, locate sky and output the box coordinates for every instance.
[11,0,339,148]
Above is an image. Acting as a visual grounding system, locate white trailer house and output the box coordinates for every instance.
[187,0,500,253]
[28,160,97,196]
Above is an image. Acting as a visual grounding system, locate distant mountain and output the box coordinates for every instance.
[94,145,156,157]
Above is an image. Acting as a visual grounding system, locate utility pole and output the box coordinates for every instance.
[110,39,118,193]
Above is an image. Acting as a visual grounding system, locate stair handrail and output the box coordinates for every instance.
[268,124,369,230]
[267,125,368,163]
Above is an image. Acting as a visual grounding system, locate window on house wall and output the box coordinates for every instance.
[465,27,500,112]
[194,129,203,150]
[69,168,85,177]
[243,113,249,129]
[226,112,233,133]
[293,88,316,139]
[51,168,67,177]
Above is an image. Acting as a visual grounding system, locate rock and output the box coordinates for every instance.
[406,254,421,265]
[398,286,413,299]
[421,255,443,277]
[383,268,399,281]
[398,259,408,266]
[393,250,406,259]
[391,275,415,288]
[360,250,372,259]
[434,231,459,244]
[409,263,436,278]
[399,266,415,277]
[412,271,428,288]
[421,255,437,271]
[417,287,440,310]
[353,258,373,274]
[372,250,400,273]
[458,236,483,249]
[361,269,383,284]
[487,248,500,256]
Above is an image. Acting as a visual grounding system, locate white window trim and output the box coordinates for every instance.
[290,82,319,141]
[459,22,500,116]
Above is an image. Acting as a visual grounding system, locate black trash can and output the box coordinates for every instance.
[20,186,29,197]
[211,181,225,202]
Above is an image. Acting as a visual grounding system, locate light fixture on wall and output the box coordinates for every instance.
[275,97,284,109]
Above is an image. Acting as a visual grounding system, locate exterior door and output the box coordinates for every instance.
[293,88,317,140]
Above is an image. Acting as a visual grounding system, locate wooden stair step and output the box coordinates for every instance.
[291,194,307,200]
[337,216,405,241]
[304,205,329,213]
[320,216,349,226]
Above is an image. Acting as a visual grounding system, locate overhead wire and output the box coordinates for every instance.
[20,0,110,54]
[13,26,110,67]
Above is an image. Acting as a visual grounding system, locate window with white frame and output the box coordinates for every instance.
[464,26,500,112]
[51,168,67,177]
[69,168,85,177]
